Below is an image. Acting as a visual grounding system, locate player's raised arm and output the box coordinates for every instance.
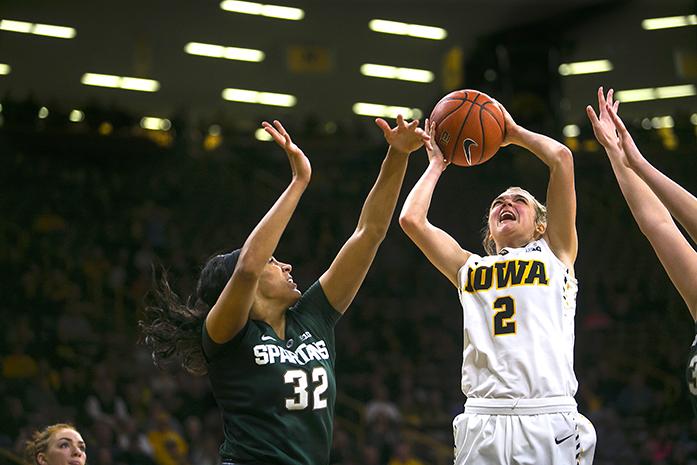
[606,101,697,244]
[319,115,429,313]
[498,104,577,269]
[587,87,697,319]
[206,120,311,343]
[399,120,471,288]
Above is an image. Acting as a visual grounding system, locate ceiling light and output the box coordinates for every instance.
[616,84,696,102]
[0,63,10,75]
[81,73,160,92]
[352,102,423,120]
[562,125,580,138]
[651,116,674,129]
[368,19,446,40]
[0,19,76,38]
[32,23,76,38]
[255,128,272,141]
[641,14,697,30]
[360,63,434,83]
[69,110,84,122]
[558,59,613,76]
[140,117,171,131]
[185,42,264,62]
[220,1,304,20]
[0,19,32,33]
[222,88,297,107]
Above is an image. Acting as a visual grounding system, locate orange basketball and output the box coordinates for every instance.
[429,89,505,167]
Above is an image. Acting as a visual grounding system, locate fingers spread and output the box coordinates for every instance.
[374,118,391,137]
[607,104,627,132]
[585,105,600,126]
[396,114,406,128]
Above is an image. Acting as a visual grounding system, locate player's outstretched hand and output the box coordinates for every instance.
[493,101,519,147]
[605,100,648,170]
[375,114,430,155]
[262,120,311,185]
[423,119,449,171]
[586,87,623,159]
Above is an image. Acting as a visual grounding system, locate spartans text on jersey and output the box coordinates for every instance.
[253,340,329,366]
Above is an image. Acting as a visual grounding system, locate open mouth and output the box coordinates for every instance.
[499,210,516,222]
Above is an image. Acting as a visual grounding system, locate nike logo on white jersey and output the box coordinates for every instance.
[261,335,276,341]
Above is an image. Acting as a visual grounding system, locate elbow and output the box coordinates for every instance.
[546,145,574,176]
[356,223,388,243]
[232,256,263,281]
[399,212,424,235]
[554,146,574,170]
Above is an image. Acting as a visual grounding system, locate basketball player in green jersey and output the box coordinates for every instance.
[141,117,429,465]
[587,87,697,416]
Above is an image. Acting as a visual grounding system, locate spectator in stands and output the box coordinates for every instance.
[23,423,86,465]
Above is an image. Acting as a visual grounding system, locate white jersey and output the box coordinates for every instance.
[457,238,578,399]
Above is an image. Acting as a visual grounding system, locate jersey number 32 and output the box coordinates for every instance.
[284,367,329,410]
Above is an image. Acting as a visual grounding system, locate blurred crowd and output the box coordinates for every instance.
[2,97,697,465]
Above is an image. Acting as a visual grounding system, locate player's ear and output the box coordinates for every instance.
[535,222,547,236]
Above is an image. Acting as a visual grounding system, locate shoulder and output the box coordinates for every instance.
[289,281,341,325]
[202,319,260,361]
[538,237,574,273]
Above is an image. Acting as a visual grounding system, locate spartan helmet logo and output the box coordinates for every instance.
[463,138,478,165]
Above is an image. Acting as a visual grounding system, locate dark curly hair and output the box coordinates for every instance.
[139,250,240,376]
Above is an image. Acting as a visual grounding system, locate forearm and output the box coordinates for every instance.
[238,180,307,272]
[355,146,410,237]
[400,161,443,227]
[606,148,673,234]
[513,127,571,170]
[631,157,697,242]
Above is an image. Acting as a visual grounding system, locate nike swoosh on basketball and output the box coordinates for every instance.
[463,138,478,165]
[261,335,276,341]
[555,433,574,445]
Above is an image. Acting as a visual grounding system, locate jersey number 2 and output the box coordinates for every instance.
[284,367,328,411]
[493,296,516,336]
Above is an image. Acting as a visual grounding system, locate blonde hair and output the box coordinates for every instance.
[24,423,78,465]
[481,187,547,255]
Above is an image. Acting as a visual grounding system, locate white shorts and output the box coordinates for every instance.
[453,397,596,465]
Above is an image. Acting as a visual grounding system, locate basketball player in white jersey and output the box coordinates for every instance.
[587,87,697,417]
[400,103,596,465]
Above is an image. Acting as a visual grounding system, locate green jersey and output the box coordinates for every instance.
[202,281,341,465]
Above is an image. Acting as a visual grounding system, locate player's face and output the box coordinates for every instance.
[257,257,301,304]
[488,189,541,248]
[39,428,86,465]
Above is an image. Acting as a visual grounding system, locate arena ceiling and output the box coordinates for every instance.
[0,0,695,131]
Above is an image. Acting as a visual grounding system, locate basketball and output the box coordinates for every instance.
[429,89,505,167]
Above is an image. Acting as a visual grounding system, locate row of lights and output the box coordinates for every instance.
[1,8,694,120]
[0,2,445,120]
[556,14,696,104]
[12,104,171,131]
[6,103,696,150]
[563,112,697,138]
